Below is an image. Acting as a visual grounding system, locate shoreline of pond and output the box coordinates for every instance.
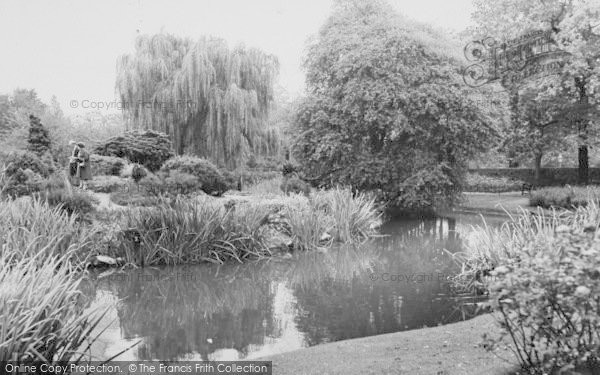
[258,313,518,375]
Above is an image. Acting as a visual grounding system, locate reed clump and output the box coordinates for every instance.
[0,252,107,362]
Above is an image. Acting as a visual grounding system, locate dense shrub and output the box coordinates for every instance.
[464,173,524,193]
[91,154,128,176]
[221,169,239,191]
[530,186,600,209]
[2,150,56,197]
[281,176,311,196]
[138,173,165,196]
[93,130,174,172]
[27,114,51,156]
[137,171,203,197]
[164,171,202,195]
[2,168,44,198]
[4,150,52,178]
[161,156,228,196]
[40,188,98,217]
[457,202,600,373]
[484,225,600,373]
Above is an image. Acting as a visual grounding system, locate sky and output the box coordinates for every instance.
[0,0,475,114]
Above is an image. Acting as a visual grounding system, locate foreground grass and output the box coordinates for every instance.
[0,251,114,362]
[0,197,96,266]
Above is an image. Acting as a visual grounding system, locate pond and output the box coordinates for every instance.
[84,213,505,361]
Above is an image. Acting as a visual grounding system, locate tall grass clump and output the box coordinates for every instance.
[115,197,271,265]
[453,207,564,289]
[313,187,382,243]
[284,198,334,251]
[456,200,600,373]
[0,253,107,362]
[0,197,93,265]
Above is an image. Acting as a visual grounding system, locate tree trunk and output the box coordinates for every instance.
[579,145,589,185]
[575,77,589,185]
[534,152,543,185]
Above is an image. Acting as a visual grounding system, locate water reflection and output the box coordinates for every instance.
[84,215,500,361]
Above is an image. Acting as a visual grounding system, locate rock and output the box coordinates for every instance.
[89,255,118,267]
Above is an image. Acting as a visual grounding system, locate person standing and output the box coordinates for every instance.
[68,140,81,187]
[76,142,92,189]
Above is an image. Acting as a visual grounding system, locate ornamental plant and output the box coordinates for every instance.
[482,215,600,373]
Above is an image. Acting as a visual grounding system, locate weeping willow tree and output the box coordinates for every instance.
[116,33,280,168]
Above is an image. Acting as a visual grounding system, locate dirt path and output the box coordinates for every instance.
[258,314,518,375]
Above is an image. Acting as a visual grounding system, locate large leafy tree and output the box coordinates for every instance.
[116,33,280,168]
[471,0,600,183]
[294,0,498,211]
[503,87,574,182]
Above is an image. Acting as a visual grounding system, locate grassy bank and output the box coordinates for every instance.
[259,314,517,375]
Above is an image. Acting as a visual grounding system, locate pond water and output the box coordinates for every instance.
[84,213,505,361]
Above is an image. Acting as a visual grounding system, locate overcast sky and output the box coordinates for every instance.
[0,0,475,114]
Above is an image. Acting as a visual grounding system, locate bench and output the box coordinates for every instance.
[521,183,534,195]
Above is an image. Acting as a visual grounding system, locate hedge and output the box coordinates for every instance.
[470,168,600,186]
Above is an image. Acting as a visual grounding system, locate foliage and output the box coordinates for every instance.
[2,168,44,198]
[112,197,271,265]
[0,253,107,363]
[91,154,128,176]
[220,169,239,191]
[109,191,161,207]
[282,162,298,177]
[40,188,99,217]
[283,199,334,251]
[478,204,600,373]
[164,171,203,195]
[87,175,129,194]
[312,188,382,242]
[27,114,51,156]
[131,163,148,183]
[453,208,561,291]
[464,173,524,193]
[93,130,173,172]
[244,177,283,196]
[234,169,280,186]
[116,33,279,167]
[529,186,600,209]
[280,176,311,196]
[0,197,94,265]
[470,0,600,184]
[4,150,52,178]
[294,0,497,211]
[160,156,228,195]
